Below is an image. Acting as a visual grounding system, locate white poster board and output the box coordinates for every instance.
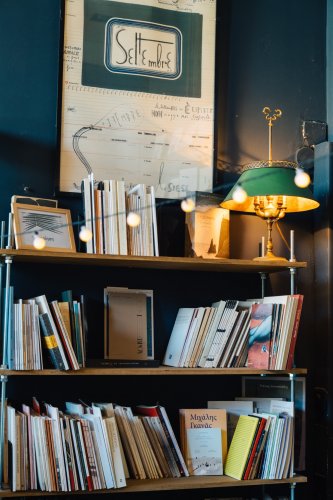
[60,0,216,199]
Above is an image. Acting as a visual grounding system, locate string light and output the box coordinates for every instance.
[126,212,141,227]
[79,226,93,243]
[181,198,195,213]
[294,168,311,188]
[33,232,46,250]
[232,185,248,204]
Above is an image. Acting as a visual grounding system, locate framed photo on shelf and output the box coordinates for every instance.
[12,203,76,253]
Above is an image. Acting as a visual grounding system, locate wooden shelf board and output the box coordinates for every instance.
[0,367,307,376]
[0,475,307,496]
[0,249,307,273]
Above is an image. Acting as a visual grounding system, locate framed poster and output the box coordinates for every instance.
[59,0,216,199]
[12,204,76,252]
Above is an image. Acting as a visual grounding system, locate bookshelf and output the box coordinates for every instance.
[0,250,307,498]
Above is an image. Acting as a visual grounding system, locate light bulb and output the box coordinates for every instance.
[181,198,195,213]
[232,185,248,204]
[294,168,311,188]
[79,226,93,243]
[127,212,141,227]
[33,232,46,250]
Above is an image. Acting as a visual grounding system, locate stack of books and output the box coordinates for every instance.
[163,295,303,370]
[4,400,187,493]
[104,286,154,361]
[7,291,87,371]
[82,175,159,256]
[224,400,294,480]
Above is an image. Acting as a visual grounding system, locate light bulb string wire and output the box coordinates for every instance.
[0,167,311,243]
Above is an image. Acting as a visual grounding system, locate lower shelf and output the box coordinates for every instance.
[0,475,307,497]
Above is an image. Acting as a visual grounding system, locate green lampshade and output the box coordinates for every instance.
[221,161,319,213]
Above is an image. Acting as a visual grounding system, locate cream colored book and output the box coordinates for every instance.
[179,408,227,471]
[224,415,259,480]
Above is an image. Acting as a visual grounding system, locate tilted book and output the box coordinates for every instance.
[224,415,260,480]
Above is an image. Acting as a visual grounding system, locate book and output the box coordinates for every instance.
[184,192,229,259]
[34,295,69,370]
[39,313,67,370]
[247,303,274,369]
[86,359,160,368]
[179,408,227,475]
[242,415,267,479]
[50,300,80,370]
[224,415,260,480]
[104,288,154,360]
[135,405,189,477]
[163,308,196,367]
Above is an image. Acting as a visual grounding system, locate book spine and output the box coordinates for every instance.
[39,314,66,370]
[156,406,189,477]
[286,295,304,369]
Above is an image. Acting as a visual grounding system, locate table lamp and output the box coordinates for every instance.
[221,107,319,261]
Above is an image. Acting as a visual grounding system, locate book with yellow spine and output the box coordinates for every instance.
[224,415,259,480]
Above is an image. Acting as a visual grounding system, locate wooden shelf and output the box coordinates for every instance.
[0,249,307,273]
[0,475,307,496]
[0,367,307,376]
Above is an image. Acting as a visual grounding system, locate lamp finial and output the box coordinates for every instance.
[263,107,282,162]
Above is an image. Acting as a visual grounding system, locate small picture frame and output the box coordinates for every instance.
[12,203,76,253]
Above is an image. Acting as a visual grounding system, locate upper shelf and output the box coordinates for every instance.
[0,249,307,273]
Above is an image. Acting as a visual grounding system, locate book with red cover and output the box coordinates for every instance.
[242,415,267,480]
[286,295,304,369]
[247,304,274,369]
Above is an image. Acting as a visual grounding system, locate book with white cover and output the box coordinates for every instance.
[187,428,223,475]
[179,307,205,367]
[198,300,226,367]
[163,308,196,367]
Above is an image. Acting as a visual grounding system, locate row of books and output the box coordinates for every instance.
[82,175,159,256]
[7,291,87,371]
[104,286,154,361]
[163,295,303,370]
[224,400,294,480]
[4,400,188,493]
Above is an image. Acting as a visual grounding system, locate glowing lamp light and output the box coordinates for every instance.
[232,185,248,204]
[79,225,93,243]
[294,168,311,188]
[127,212,141,227]
[181,198,196,213]
[33,232,46,250]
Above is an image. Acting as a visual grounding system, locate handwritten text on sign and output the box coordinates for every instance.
[105,18,182,79]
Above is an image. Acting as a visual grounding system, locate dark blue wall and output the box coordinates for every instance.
[0,1,329,498]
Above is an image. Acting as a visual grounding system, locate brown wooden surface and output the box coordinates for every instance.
[0,249,307,273]
[0,367,307,376]
[0,475,307,496]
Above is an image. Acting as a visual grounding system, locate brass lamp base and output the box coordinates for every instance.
[253,254,288,262]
